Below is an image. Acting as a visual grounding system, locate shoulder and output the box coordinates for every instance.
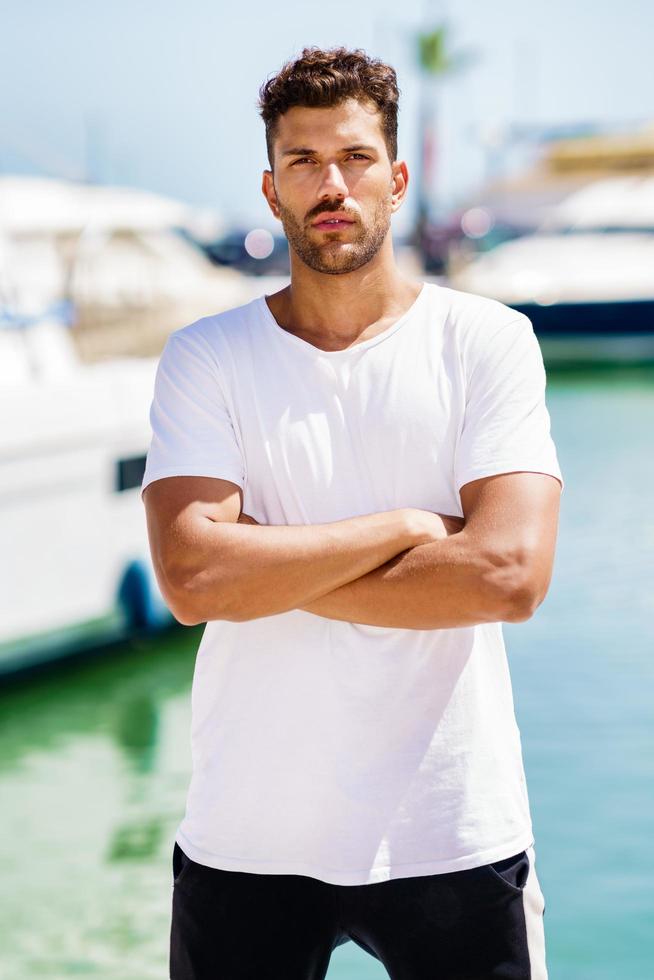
[429,283,533,372]
[168,295,263,356]
[433,282,529,337]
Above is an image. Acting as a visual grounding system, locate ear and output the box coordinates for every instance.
[390,160,409,213]
[262,170,281,220]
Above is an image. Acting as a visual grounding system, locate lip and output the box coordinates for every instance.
[311,212,356,228]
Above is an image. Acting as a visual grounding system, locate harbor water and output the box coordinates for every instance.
[0,365,652,979]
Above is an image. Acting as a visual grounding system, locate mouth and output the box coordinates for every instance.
[311,216,356,232]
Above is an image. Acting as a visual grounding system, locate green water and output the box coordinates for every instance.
[0,367,652,979]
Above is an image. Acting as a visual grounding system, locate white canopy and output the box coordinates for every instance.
[0,175,221,236]
[541,175,654,231]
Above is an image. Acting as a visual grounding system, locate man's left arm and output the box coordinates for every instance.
[241,469,562,629]
[301,470,561,628]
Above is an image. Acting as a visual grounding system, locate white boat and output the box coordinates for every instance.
[0,175,252,362]
[0,177,257,675]
[449,175,654,365]
[0,311,172,675]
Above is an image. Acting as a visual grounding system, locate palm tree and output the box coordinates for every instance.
[414,21,478,252]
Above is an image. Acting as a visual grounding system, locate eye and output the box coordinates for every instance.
[291,157,314,165]
[347,153,369,160]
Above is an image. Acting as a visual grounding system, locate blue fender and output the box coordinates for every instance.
[118,560,172,633]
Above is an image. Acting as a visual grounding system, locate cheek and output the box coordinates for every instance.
[281,181,316,215]
[275,188,306,219]
[353,172,393,202]
[360,185,394,219]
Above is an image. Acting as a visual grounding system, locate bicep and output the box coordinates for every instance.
[143,475,243,597]
[460,470,562,609]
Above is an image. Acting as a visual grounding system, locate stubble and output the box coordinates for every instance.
[275,190,393,276]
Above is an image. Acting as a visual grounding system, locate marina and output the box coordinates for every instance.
[2,6,653,973]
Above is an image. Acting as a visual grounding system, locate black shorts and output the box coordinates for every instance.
[169,841,547,979]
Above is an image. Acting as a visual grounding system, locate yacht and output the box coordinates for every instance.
[449,175,654,364]
[0,177,255,675]
[0,310,172,675]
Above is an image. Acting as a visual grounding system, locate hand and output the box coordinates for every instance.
[404,508,465,546]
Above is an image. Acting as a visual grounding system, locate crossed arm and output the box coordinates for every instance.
[144,470,562,630]
[245,472,560,628]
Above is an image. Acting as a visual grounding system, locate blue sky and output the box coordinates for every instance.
[1,1,652,235]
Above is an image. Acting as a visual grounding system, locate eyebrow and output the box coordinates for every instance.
[281,144,378,157]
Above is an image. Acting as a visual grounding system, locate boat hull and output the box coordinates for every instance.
[509,298,654,366]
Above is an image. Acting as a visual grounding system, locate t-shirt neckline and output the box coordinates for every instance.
[258,282,428,358]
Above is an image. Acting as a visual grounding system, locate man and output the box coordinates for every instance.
[142,46,563,980]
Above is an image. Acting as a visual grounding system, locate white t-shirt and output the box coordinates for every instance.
[141,281,564,886]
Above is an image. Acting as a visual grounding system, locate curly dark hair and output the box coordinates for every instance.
[257,46,400,169]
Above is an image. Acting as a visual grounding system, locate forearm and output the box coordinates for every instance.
[174,509,418,624]
[299,528,520,629]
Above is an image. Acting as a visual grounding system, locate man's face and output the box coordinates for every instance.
[263,98,404,276]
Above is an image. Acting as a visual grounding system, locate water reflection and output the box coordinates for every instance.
[108,693,164,863]
[0,629,198,978]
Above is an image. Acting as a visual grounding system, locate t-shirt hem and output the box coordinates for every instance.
[174,827,536,886]
[140,467,245,500]
[456,464,564,494]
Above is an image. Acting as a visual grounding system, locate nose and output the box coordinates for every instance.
[317,162,348,200]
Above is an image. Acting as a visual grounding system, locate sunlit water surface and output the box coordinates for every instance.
[1,366,652,979]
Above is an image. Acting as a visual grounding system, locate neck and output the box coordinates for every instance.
[268,236,422,344]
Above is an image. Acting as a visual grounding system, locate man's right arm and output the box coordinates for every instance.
[143,475,444,625]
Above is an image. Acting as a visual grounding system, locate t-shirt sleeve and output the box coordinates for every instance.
[141,328,246,499]
[453,314,564,496]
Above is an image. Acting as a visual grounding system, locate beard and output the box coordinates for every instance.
[275,191,393,276]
